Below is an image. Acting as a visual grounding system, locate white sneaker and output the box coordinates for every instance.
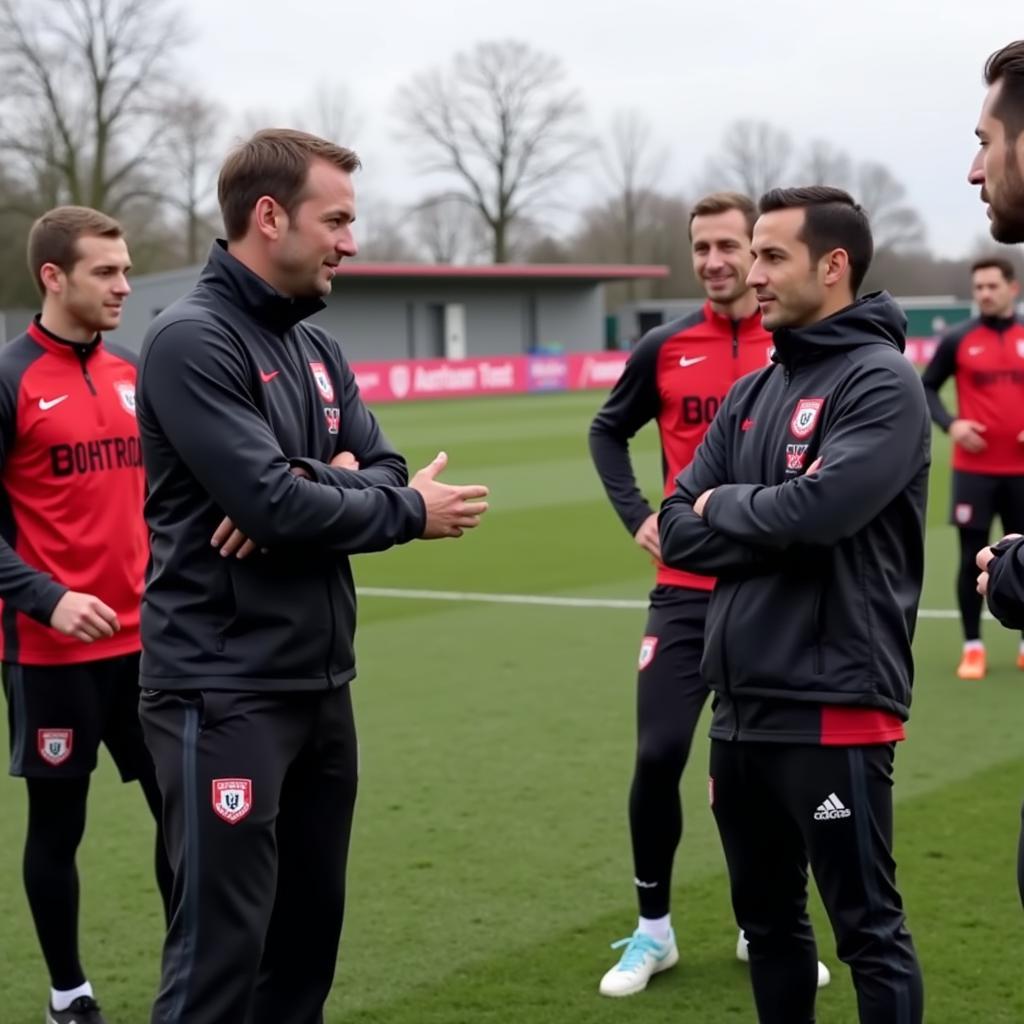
[736,930,831,988]
[598,928,679,997]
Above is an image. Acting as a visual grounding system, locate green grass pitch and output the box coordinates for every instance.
[1,390,1022,1022]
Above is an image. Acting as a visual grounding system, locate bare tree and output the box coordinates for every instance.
[0,0,188,214]
[855,161,926,252]
[160,94,225,265]
[797,140,854,189]
[702,119,793,199]
[354,198,419,262]
[411,195,488,263]
[601,110,668,293]
[293,82,363,145]
[395,39,590,262]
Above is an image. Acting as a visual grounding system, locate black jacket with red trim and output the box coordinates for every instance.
[589,302,773,590]
[659,293,930,742]
[0,318,146,665]
[137,242,426,693]
[921,313,1024,474]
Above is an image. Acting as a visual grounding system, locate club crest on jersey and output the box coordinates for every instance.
[114,381,136,416]
[38,728,72,766]
[309,362,335,402]
[324,406,340,434]
[786,444,809,471]
[638,635,658,671]
[955,503,973,525]
[790,398,824,439]
[212,778,252,825]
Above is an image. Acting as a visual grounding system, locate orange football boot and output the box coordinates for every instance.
[957,647,986,680]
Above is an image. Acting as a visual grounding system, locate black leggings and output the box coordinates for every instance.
[629,589,710,919]
[958,528,989,641]
[23,771,171,990]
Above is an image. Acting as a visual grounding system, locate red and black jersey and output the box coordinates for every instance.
[0,318,146,665]
[922,313,1024,474]
[589,302,773,589]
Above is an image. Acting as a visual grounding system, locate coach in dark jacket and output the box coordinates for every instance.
[137,129,488,1024]
[660,187,926,1024]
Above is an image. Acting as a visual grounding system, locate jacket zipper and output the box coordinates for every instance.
[812,584,824,674]
[76,348,97,395]
[324,573,338,687]
[716,587,741,740]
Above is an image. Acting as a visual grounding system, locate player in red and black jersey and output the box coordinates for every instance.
[922,257,1024,679]
[0,208,170,1024]
[589,192,828,996]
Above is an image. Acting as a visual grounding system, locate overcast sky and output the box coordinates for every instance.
[179,0,1018,259]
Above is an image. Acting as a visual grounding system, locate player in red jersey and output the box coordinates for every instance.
[0,207,170,1024]
[589,192,828,997]
[922,257,1024,679]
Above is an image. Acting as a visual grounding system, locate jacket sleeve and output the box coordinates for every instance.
[659,386,783,577]
[920,331,959,431]
[985,536,1024,628]
[289,358,410,491]
[139,319,426,554]
[0,366,68,623]
[588,336,661,535]
[704,357,928,548]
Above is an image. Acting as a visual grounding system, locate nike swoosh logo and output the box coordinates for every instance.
[679,356,706,368]
[259,369,280,383]
[39,395,69,410]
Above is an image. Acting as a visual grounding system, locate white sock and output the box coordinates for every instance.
[964,640,984,652]
[637,914,671,942]
[51,981,93,1011]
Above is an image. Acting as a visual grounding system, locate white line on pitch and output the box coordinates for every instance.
[357,586,978,619]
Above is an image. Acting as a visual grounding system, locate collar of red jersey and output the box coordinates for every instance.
[27,317,102,357]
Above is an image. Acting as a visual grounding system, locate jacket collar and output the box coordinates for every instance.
[27,316,102,359]
[198,240,326,333]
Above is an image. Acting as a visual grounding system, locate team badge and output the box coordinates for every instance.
[114,381,136,416]
[638,635,658,671]
[790,397,824,440]
[786,444,809,471]
[955,503,973,525]
[309,362,335,402]
[212,778,253,825]
[38,728,72,766]
[324,406,340,434]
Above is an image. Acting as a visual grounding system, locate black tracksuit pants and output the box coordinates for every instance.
[710,740,923,1024]
[140,685,359,1024]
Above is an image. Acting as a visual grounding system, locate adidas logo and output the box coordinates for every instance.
[814,793,852,821]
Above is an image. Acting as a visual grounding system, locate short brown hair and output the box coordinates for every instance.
[218,128,361,240]
[689,191,757,239]
[759,186,874,294]
[971,256,1017,282]
[984,40,1024,141]
[27,206,123,297]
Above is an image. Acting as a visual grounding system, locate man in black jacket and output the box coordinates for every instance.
[660,186,927,1024]
[136,129,488,1024]
[970,39,1024,911]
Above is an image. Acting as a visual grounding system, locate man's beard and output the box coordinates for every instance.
[990,147,1024,244]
